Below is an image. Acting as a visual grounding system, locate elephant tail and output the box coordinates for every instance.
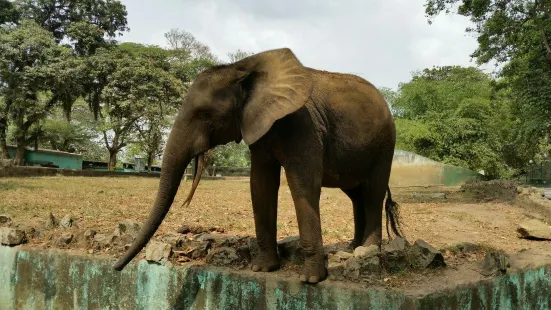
[385,186,405,240]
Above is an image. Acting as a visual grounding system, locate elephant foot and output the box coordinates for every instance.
[299,256,328,284]
[251,252,280,272]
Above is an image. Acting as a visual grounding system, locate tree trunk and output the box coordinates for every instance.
[14,141,26,166]
[147,152,153,173]
[108,150,118,172]
[0,119,9,160]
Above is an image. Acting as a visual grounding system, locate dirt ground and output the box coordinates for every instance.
[2,176,551,293]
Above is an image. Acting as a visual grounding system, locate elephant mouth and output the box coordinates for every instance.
[181,152,205,208]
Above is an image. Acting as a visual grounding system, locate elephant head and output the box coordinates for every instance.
[113,48,313,271]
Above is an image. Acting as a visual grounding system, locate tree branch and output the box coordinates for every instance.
[102,130,111,149]
[541,29,551,60]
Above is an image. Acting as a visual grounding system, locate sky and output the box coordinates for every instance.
[118,0,489,89]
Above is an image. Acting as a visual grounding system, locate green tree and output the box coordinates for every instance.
[11,0,128,51]
[87,45,183,171]
[0,0,19,25]
[227,49,254,63]
[0,20,76,164]
[394,66,513,178]
[425,0,551,169]
[117,42,184,172]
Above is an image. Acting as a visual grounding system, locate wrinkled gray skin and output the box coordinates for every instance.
[113,48,403,284]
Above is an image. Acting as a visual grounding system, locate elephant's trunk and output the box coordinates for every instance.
[113,122,198,271]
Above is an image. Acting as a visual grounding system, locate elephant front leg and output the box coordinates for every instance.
[250,150,281,272]
[284,165,326,284]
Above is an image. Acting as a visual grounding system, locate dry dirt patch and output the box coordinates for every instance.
[1,176,551,292]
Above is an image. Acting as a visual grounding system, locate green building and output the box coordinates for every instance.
[6,145,83,170]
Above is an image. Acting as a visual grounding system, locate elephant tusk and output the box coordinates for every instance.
[181,152,205,208]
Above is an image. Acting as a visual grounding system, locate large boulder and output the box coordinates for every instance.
[517,219,551,240]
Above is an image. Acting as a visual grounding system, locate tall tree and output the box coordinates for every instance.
[0,20,76,164]
[393,66,513,178]
[425,0,551,165]
[89,45,183,171]
[118,42,184,172]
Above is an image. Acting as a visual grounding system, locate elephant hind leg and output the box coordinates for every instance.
[342,183,368,249]
[362,158,393,248]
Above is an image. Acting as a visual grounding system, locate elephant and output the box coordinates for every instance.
[113,48,404,284]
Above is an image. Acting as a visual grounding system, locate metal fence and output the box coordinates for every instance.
[521,160,551,186]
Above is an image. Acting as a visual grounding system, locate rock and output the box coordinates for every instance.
[93,233,115,249]
[45,212,57,229]
[179,238,210,259]
[209,226,225,233]
[179,224,209,235]
[145,241,173,264]
[413,192,447,199]
[544,190,551,200]
[75,229,97,248]
[324,243,349,255]
[359,256,381,274]
[59,214,74,228]
[15,223,39,239]
[206,247,240,266]
[113,220,141,238]
[0,227,27,246]
[327,251,354,278]
[177,224,191,234]
[517,219,551,240]
[236,245,251,263]
[480,250,510,276]
[453,242,480,254]
[58,233,73,245]
[277,236,303,263]
[327,260,345,278]
[84,229,97,240]
[196,234,238,247]
[412,239,446,269]
[332,250,354,261]
[161,233,183,248]
[343,257,361,281]
[0,215,12,227]
[112,234,134,248]
[354,245,379,258]
[384,237,409,255]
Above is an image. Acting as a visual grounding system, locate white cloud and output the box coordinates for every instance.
[118,0,485,89]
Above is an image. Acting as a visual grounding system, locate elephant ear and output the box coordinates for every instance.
[234,48,313,145]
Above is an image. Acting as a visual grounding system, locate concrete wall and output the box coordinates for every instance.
[6,146,83,170]
[1,246,551,309]
[390,150,484,187]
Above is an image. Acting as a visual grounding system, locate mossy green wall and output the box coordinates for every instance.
[6,147,83,170]
[1,246,551,309]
